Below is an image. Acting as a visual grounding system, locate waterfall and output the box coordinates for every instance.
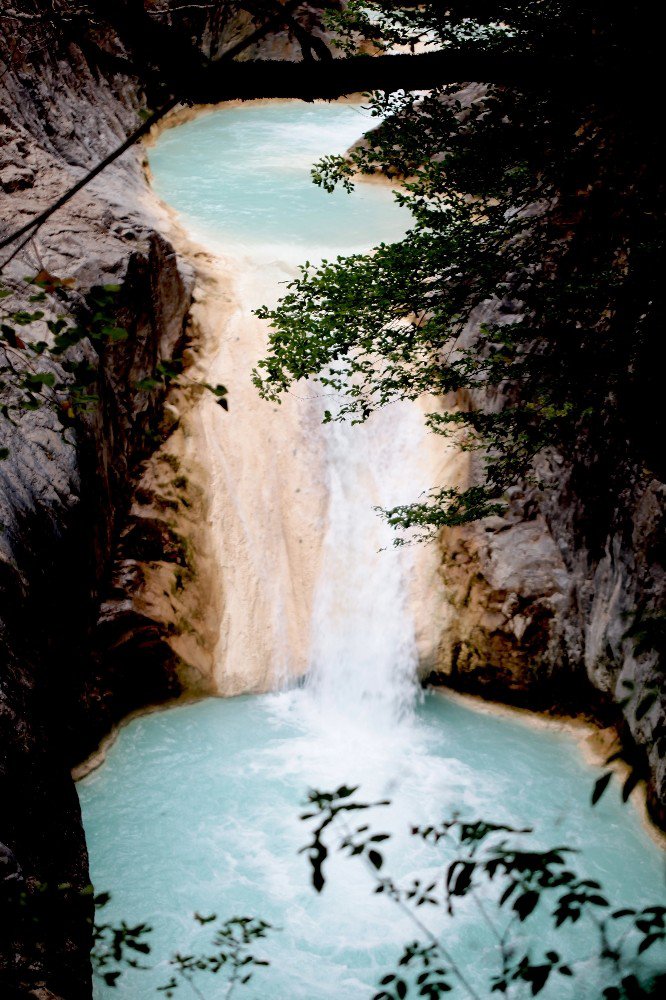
[79,101,666,1000]
[150,100,450,705]
[307,406,424,726]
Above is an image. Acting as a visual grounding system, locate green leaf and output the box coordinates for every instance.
[591,771,613,806]
[513,890,539,921]
[638,932,663,954]
[635,692,657,720]
[336,785,358,798]
[622,768,641,802]
[25,372,56,388]
[104,326,128,342]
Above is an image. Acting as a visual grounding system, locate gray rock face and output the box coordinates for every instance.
[436,415,666,826]
[0,4,200,995]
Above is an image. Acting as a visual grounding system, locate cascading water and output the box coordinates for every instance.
[79,101,665,1000]
[307,407,424,726]
[146,100,444,697]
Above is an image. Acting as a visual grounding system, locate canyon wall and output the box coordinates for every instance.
[429,298,665,825]
[0,3,235,995]
[0,5,333,994]
[434,456,665,823]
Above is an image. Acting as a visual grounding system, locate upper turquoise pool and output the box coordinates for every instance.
[148,100,408,257]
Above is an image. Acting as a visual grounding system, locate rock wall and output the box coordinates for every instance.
[430,331,666,827]
[0,3,225,995]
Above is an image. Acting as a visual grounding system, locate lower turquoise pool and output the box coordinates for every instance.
[79,690,665,998]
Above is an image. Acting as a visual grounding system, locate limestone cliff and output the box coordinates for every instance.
[0,3,226,995]
[430,320,666,827]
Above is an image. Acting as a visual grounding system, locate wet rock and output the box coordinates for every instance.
[0,4,198,995]
[434,365,666,825]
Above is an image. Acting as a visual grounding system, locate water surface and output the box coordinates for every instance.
[80,692,665,998]
[149,100,408,260]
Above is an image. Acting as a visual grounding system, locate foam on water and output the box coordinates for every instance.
[80,694,665,999]
[80,101,665,999]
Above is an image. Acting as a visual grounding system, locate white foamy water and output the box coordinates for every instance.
[307,408,423,727]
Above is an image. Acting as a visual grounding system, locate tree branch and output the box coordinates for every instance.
[182,49,552,104]
[0,101,178,261]
[0,0,623,265]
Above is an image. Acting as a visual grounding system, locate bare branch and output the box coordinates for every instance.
[0,0,310,264]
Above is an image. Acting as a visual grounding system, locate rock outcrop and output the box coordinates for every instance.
[429,300,665,826]
[0,3,224,995]
[433,458,665,824]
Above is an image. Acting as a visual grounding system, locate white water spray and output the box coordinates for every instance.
[307,405,427,727]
